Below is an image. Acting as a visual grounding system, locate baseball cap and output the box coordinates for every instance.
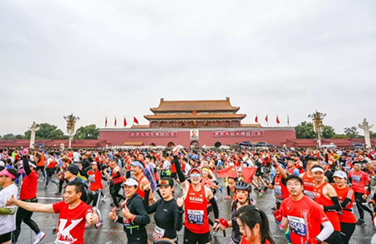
[131,161,144,170]
[157,177,174,187]
[333,171,348,179]
[0,169,17,179]
[122,178,138,187]
[67,164,79,176]
[189,167,202,175]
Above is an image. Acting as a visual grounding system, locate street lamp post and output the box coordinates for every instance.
[64,114,80,149]
[309,111,326,147]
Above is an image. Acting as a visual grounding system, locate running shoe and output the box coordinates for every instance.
[55,192,61,196]
[33,231,46,244]
[258,190,263,197]
[356,219,366,225]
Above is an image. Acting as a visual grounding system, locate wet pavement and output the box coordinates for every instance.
[16,176,375,244]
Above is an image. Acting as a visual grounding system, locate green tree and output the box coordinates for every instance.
[74,124,100,139]
[295,121,336,139]
[370,131,376,138]
[295,121,315,138]
[344,126,359,139]
[23,123,65,139]
[1,133,16,139]
[322,125,336,139]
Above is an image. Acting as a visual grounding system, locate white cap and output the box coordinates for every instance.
[122,178,138,187]
[333,171,348,179]
[0,161,4,167]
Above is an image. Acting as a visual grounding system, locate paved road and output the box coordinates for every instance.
[16,177,375,244]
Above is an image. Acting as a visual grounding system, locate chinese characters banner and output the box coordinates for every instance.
[128,131,177,137]
[212,131,263,137]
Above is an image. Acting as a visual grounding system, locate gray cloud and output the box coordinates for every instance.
[1,0,375,136]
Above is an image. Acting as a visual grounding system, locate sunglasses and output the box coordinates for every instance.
[190,173,201,177]
[158,180,170,185]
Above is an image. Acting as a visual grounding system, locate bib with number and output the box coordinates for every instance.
[287,215,307,236]
[187,209,204,225]
[152,226,165,242]
[274,185,282,196]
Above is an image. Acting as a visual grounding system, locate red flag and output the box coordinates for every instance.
[276,115,280,124]
[265,115,268,122]
[123,117,127,127]
[242,167,257,183]
[133,117,139,124]
[217,166,237,178]
[255,115,258,123]
[105,117,107,127]
[114,117,117,127]
[287,115,290,126]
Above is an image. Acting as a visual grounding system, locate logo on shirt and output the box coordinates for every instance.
[56,218,82,243]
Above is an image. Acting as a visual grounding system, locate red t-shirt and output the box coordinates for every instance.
[302,172,316,200]
[53,201,92,244]
[88,170,103,191]
[332,184,356,224]
[184,184,209,234]
[348,170,370,193]
[280,195,330,244]
[20,171,38,200]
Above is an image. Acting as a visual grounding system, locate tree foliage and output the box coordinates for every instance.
[73,124,100,139]
[0,133,24,140]
[23,123,66,139]
[295,121,336,139]
[344,126,359,139]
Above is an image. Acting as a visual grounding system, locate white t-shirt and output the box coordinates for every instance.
[0,184,18,235]
[163,160,171,170]
[185,164,192,176]
[73,152,81,162]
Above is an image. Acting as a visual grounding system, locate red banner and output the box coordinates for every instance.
[129,131,177,137]
[212,131,263,137]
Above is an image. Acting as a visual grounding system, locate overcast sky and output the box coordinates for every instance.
[1,0,375,136]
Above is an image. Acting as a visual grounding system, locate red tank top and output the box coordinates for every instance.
[313,182,341,231]
[20,171,38,200]
[332,184,356,224]
[274,175,289,200]
[184,184,209,234]
[302,172,315,200]
[112,168,123,185]
[136,175,146,199]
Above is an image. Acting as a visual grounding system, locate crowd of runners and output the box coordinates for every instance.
[0,145,376,244]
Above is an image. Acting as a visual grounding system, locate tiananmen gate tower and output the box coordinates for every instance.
[99,98,297,147]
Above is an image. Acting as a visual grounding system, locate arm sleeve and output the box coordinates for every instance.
[113,171,121,178]
[323,196,342,212]
[23,157,31,175]
[173,203,184,231]
[209,197,219,219]
[341,189,354,208]
[173,156,186,183]
[316,221,334,242]
[132,197,150,225]
[143,190,158,214]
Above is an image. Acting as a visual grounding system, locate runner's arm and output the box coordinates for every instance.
[143,190,157,213]
[316,221,334,243]
[131,197,150,225]
[323,185,342,212]
[207,188,219,221]
[173,155,186,183]
[23,156,31,175]
[0,207,16,215]
[10,199,54,213]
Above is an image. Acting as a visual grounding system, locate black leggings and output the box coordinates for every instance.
[340,222,356,244]
[110,183,125,207]
[45,168,55,186]
[355,192,373,220]
[86,190,101,207]
[12,200,41,242]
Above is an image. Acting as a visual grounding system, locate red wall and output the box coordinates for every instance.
[99,127,296,147]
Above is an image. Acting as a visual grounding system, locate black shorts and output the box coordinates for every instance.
[170,172,177,180]
[183,227,211,244]
[36,166,45,172]
[0,232,12,242]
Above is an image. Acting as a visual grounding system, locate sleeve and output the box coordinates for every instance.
[53,201,62,214]
[279,200,287,217]
[172,202,183,231]
[23,157,31,175]
[143,190,158,214]
[132,197,150,225]
[173,156,186,183]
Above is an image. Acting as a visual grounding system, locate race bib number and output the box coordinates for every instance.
[304,191,315,200]
[187,209,204,225]
[352,176,361,182]
[152,226,165,242]
[287,216,307,237]
[274,185,282,196]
